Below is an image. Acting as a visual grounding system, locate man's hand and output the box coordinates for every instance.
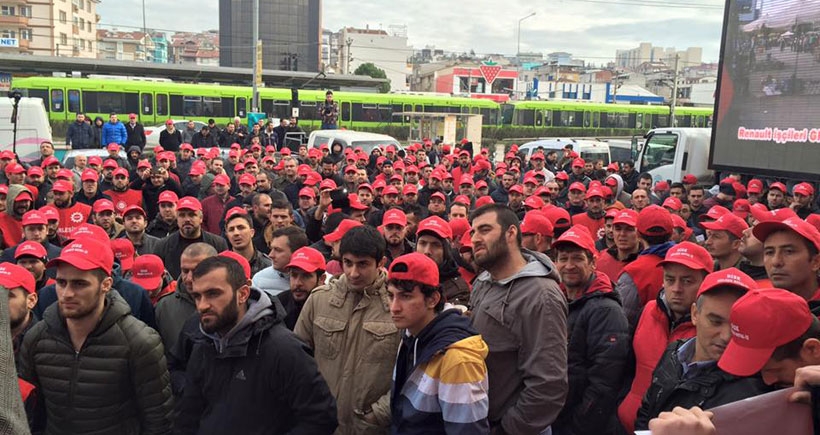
[789,365,820,404]
[648,406,716,435]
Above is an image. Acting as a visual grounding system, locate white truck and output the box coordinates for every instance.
[0,97,53,163]
[633,128,713,184]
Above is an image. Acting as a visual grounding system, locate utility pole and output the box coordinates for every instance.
[142,0,147,61]
[516,12,536,64]
[251,0,260,112]
[670,54,680,127]
[345,37,353,74]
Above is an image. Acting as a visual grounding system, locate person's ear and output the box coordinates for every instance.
[237,283,251,305]
[801,338,820,363]
[101,276,114,294]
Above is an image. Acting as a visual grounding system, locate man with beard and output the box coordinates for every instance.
[175,255,337,434]
[152,196,229,279]
[91,199,124,239]
[146,190,180,239]
[0,210,62,264]
[427,191,447,219]
[320,156,344,185]
[103,167,142,215]
[120,205,160,255]
[520,210,554,254]
[383,208,413,267]
[491,171,516,205]
[40,205,66,247]
[572,188,607,239]
[139,166,182,223]
[53,180,94,238]
[201,174,235,235]
[0,185,33,248]
[3,262,38,367]
[450,151,472,194]
[253,226,308,297]
[468,204,568,434]
[74,169,109,207]
[278,246,325,330]
[250,193,272,253]
[225,207,272,277]
[415,216,471,308]
[18,239,173,434]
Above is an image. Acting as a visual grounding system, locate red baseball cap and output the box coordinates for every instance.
[701,213,749,239]
[769,182,787,193]
[298,187,316,199]
[682,174,698,185]
[15,241,47,262]
[21,210,47,227]
[93,199,115,214]
[109,239,136,272]
[40,156,60,168]
[572,158,585,168]
[177,196,202,212]
[523,176,538,186]
[47,239,114,275]
[749,204,796,224]
[553,224,597,256]
[388,252,439,288]
[612,209,639,227]
[158,190,179,204]
[40,205,59,223]
[4,163,23,174]
[448,218,471,241]
[0,150,13,160]
[747,179,764,194]
[348,194,368,211]
[657,241,714,273]
[87,156,102,167]
[530,152,545,161]
[357,183,373,193]
[459,175,474,187]
[524,195,545,210]
[453,195,471,205]
[218,251,251,279]
[555,172,569,181]
[239,173,257,186]
[27,166,44,177]
[417,216,453,240]
[794,182,815,197]
[662,196,683,211]
[697,267,757,298]
[508,185,524,195]
[0,262,35,294]
[585,188,604,200]
[521,211,554,238]
[383,186,399,197]
[102,159,118,169]
[112,167,129,178]
[719,288,814,377]
[285,247,327,273]
[383,209,407,227]
[753,216,820,252]
[637,205,673,236]
[56,169,73,180]
[224,207,249,223]
[429,191,446,202]
[733,199,751,219]
[122,205,146,219]
[569,182,586,193]
[542,206,572,230]
[130,254,164,290]
[67,223,108,242]
[51,180,73,193]
[607,162,619,172]
[323,219,363,243]
[180,143,194,151]
[700,205,731,222]
[138,159,152,170]
[403,185,418,196]
[212,174,230,186]
[475,196,494,208]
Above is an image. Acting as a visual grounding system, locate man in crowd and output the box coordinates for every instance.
[572,187,606,238]
[415,216,471,307]
[754,216,820,307]
[101,113,128,147]
[278,246,325,330]
[15,241,52,293]
[634,268,767,430]
[383,208,413,266]
[619,242,713,432]
[552,225,630,435]
[91,199,124,239]
[295,226,399,434]
[468,204,568,434]
[520,210,554,255]
[0,209,61,264]
[201,174,235,235]
[596,209,641,283]
[2,262,38,364]
[120,205,160,255]
[103,167,142,215]
[225,207,272,276]
[18,239,173,433]
[174,255,338,434]
[253,226,308,296]
[387,252,490,434]
[146,190,179,239]
[152,196,229,279]
[125,113,146,149]
[702,213,748,271]
[66,112,94,149]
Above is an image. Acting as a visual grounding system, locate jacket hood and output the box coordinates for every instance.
[94,116,104,124]
[565,272,622,307]
[6,184,31,219]
[477,248,560,285]
[201,287,285,354]
[127,145,142,155]
[403,309,484,368]
[641,241,676,258]
[606,174,625,197]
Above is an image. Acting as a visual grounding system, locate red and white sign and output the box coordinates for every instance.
[479,64,503,84]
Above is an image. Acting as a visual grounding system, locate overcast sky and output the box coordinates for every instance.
[98,0,727,65]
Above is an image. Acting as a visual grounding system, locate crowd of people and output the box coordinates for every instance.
[4,117,820,435]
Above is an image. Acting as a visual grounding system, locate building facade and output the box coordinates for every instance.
[338,25,412,91]
[219,0,320,72]
[97,29,152,62]
[0,0,98,58]
[170,30,219,66]
[411,61,517,102]
[616,42,703,71]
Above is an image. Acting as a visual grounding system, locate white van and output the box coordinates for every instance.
[0,97,52,163]
[307,130,402,155]
[635,128,713,184]
[518,138,612,165]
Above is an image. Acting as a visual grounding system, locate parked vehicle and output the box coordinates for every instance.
[0,97,53,163]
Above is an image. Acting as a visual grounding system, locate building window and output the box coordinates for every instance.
[60,33,67,45]
[19,6,31,17]
[79,18,84,29]
[1,6,15,16]
[59,11,67,23]
[80,39,85,49]
[88,40,92,51]
[20,29,31,40]
[1,30,15,39]
[79,0,84,8]
[87,22,91,32]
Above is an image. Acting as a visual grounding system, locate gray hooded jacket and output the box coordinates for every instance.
[605,174,632,208]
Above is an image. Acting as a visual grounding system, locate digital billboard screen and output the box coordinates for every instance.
[712,0,820,180]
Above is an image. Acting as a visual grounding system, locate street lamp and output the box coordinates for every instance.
[517,12,536,62]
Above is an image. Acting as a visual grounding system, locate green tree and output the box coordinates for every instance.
[353,62,391,93]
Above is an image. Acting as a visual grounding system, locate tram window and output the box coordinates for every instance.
[67,89,80,113]
[156,94,168,116]
[535,111,543,127]
[141,93,152,115]
[272,100,290,119]
[221,97,234,118]
[169,95,183,116]
[83,91,136,114]
[636,113,643,129]
[183,96,201,117]
[299,101,317,120]
[480,108,497,125]
[653,114,670,128]
[602,113,630,129]
[202,97,222,117]
[676,115,691,127]
[50,89,63,112]
[696,115,704,127]
[236,97,246,118]
[515,109,535,126]
[544,110,552,126]
[558,111,584,127]
[471,107,480,114]
[27,89,49,111]
[628,113,637,128]
[341,102,350,122]
[125,93,139,114]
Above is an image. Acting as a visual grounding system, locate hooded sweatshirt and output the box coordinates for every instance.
[391,309,490,434]
[0,184,32,247]
[469,250,568,434]
[605,174,632,208]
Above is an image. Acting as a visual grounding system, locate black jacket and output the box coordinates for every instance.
[151,230,229,278]
[19,292,173,435]
[125,122,147,149]
[160,129,183,152]
[174,288,338,434]
[554,273,630,435]
[66,120,94,149]
[146,217,179,239]
[276,290,304,331]
[191,131,218,149]
[634,338,770,430]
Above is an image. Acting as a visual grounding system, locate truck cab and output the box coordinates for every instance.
[635,128,713,184]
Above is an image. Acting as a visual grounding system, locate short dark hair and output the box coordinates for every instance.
[388,278,445,312]
[271,226,308,251]
[226,212,253,228]
[772,318,820,361]
[689,185,705,195]
[340,226,385,262]
[402,203,423,218]
[639,172,653,182]
[192,256,247,292]
[623,159,634,167]
[321,156,335,166]
[670,182,685,191]
[554,243,593,262]
[469,203,521,247]
[270,198,293,213]
[643,233,672,245]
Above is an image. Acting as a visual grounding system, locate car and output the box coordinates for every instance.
[0,97,53,164]
[61,149,128,169]
[518,138,612,166]
[144,120,207,148]
[306,130,403,155]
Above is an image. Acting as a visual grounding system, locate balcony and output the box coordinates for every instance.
[72,24,79,34]
[0,15,29,26]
